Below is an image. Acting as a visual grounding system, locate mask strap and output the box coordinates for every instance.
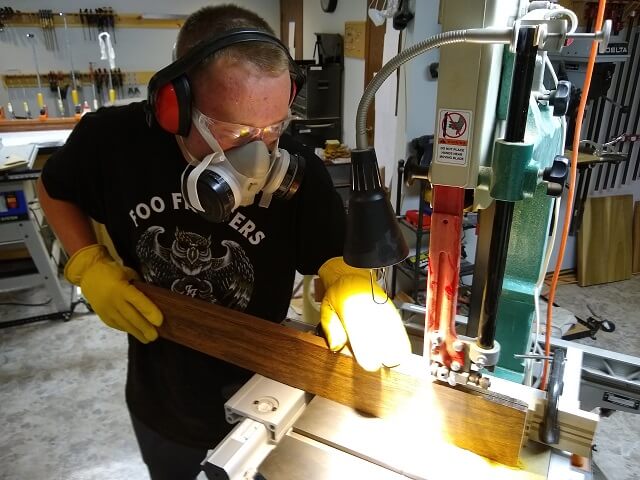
[265,137,281,178]
[175,134,218,213]
[259,138,284,208]
[185,154,216,212]
[193,108,226,157]
[175,110,229,213]
[176,135,199,166]
[259,192,273,208]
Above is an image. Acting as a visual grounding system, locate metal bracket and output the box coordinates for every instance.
[539,348,565,444]
[224,374,310,442]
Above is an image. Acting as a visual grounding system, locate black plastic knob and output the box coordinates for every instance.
[543,155,569,197]
[549,80,572,117]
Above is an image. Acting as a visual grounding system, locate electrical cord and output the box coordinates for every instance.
[524,195,561,386]
[523,41,565,388]
[541,0,607,391]
[524,49,570,387]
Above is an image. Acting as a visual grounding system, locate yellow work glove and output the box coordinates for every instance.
[318,257,411,371]
[65,244,163,344]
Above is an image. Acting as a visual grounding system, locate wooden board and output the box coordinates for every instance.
[3,71,156,89]
[0,117,79,132]
[577,195,634,286]
[633,201,640,274]
[0,246,30,261]
[5,12,184,29]
[136,282,528,467]
[543,269,577,286]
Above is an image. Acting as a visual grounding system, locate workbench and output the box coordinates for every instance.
[569,149,630,235]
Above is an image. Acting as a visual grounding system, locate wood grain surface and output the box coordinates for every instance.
[577,195,633,286]
[633,201,640,274]
[135,281,528,467]
[0,117,79,132]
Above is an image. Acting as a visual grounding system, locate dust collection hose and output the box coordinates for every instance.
[355,28,513,149]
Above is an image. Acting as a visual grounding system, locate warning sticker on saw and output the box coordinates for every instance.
[436,109,472,166]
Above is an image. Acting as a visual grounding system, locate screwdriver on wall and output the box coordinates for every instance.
[48,70,65,116]
[61,12,81,114]
[6,87,15,118]
[26,33,47,118]
[88,62,99,110]
[56,72,66,116]
[98,31,117,103]
[22,86,32,118]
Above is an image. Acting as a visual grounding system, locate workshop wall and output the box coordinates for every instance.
[388,1,445,271]
[1,0,368,149]
[302,0,367,148]
[0,0,279,116]
[388,0,441,215]
[547,16,640,272]
[403,0,440,147]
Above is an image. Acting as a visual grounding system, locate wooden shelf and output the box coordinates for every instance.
[0,117,79,132]
[2,11,185,30]
[2,71,155,89]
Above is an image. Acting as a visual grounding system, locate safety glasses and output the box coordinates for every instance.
[194,107,298,149]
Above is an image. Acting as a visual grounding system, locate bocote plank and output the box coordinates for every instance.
[136,281,528,467]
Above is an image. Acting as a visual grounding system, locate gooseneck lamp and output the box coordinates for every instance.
[346,27,515,269]
[344,148,409,268]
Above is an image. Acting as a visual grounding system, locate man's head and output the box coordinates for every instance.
[175,5,294,156]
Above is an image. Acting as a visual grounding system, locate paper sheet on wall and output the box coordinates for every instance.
[288,21,296,59]
[374,23,401,189]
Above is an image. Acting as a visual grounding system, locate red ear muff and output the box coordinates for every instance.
[289,68,305,106]
[151,76,192,136]
[147,29,305,135]
[155,83,181,134]
[289,78,299,107]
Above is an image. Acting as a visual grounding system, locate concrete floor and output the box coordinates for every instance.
[552,275,640,480]
[0,287,147,480]
[0,276,639,480]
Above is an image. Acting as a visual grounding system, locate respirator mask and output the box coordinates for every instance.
[178,107,305,223]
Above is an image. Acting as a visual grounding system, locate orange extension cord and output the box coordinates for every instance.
[540,0,607,391]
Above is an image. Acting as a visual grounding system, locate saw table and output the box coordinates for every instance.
[137,283,601,480]
[198,371,593,480]
[0,128,73,327]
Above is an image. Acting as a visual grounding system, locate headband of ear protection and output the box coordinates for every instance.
[146,28,305,137]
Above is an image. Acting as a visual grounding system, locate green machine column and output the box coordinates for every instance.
[493,100,562,382]
[472,45,564,382]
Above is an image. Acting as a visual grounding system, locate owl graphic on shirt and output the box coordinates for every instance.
[135,226,253,310]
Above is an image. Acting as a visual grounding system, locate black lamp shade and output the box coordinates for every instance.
[344,148,409,268]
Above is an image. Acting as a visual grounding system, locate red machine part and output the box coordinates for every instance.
[425,185,466,368]
[405,209,431,229]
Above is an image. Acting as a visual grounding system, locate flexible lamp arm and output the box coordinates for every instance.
[355,27,513,149]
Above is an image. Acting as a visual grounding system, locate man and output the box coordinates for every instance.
[37,5,410,479]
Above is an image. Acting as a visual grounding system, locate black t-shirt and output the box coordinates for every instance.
[41,102,346,447]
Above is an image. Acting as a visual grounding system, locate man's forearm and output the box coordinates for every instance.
[36,178,97,256]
